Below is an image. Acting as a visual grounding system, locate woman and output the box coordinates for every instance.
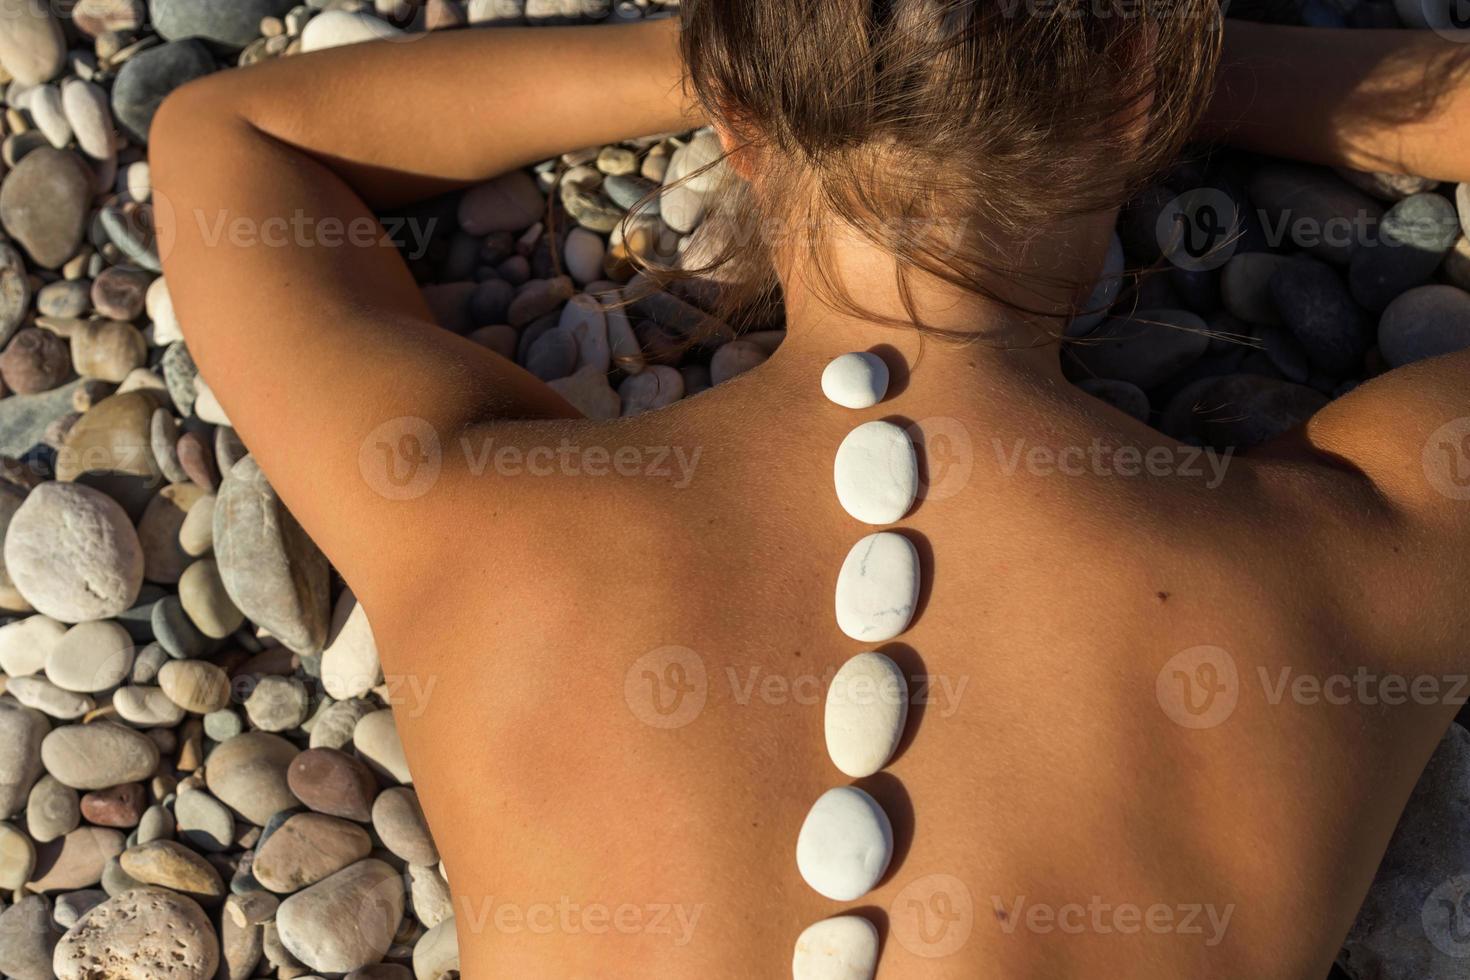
[150,4,1470,976]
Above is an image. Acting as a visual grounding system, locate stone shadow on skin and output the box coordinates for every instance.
[888,527,933,629]
[878,413,925,520]
[876,642,926,767]
[856,771,914,889]
[867,343,910,399]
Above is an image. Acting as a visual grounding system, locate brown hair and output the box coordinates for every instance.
[652,0,1223,337]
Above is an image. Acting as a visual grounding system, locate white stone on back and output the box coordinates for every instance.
[824,652,908,778]
[792,915,879,980]
[821,352,889,409]
[833,420,917,525]
[795,786,894,902]
[834,532,919,642]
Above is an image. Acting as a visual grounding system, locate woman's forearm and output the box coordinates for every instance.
[1204,22,1470,183]
[163,17,703,209]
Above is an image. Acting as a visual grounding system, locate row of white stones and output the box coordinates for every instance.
[792,352,921,979]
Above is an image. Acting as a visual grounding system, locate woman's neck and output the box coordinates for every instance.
[767,208,1119,388]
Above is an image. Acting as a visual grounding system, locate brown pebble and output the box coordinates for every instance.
[90,267,151,321]
[79,782,146,828]
[176,430,218,490]
[287,747,379,823]
[0,326,72,393]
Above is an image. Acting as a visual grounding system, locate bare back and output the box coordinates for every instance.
[377,346,1462,979]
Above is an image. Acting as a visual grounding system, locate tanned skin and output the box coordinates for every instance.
[150,17,1470,977]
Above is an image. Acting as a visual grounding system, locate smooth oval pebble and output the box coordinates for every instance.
[40,722,160,790]
[252,811,372,894]
[834,532,920,643]
[824,653,909,779]
[45,620,135,693]
[118,839,224,901]
[203,731,299,826]
[275,858,405,973]
[354,709,411,784]
[833,421,917,525]
[371,787,438,866]
[158,659,230,713]
[821,352,889,409]
[795,786,893,902]
[113,685,185,727]
[4,482,144,623]
[792,915,880,980]
[287,747,378,822]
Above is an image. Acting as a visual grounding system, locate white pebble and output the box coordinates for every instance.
[563,227,605,284]
[192,376,231,426]
[145,277,181,345]
[60,78,114,161]
[820,352,888,409]
[299,9,404,51]
[824,653,908,779]
[833,421,916,525]
[795,787,893,902]
[0,614,65,676]
[45,620,134,693]
[29,83,71,149]
[560,294,610,373]
[792,915,879,980]
[834,532,919,642]
[619,365,683,416]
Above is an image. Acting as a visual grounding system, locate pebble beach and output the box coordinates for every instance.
[0,0,1463,977]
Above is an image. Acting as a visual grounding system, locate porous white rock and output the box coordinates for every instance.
[792,915,880,980]
[833,421,917,525]
[795,787,893,902]
[834,532,919,642]
[824,652,908,779]
[820,352,889,409]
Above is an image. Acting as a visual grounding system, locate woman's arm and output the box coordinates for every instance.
[158,18,701,208]
[1204,23,1470,183]
[149,19,700,604]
